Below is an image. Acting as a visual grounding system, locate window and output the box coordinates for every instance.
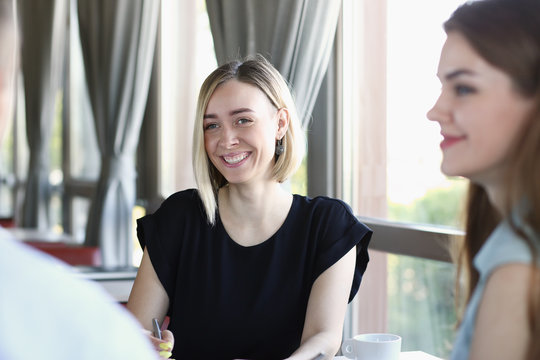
[386,0,467,227]
[386,1,466,357]
[6,0,101,239]
[341,0,467,357]
[158,0,308,197]
[6,0,216,246]
[159,0,216,197]
[63,0,101,240]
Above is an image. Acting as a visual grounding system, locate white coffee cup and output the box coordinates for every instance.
[341,333,402,360]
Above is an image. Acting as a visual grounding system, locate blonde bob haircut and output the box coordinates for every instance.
[192,55,306,225]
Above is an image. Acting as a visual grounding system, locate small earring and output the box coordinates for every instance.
[275,139,285,156]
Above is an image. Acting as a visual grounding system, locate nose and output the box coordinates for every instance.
[426,92,450,124]
[219,126,239,149]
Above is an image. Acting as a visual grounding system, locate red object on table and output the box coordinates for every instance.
[0,217,15,228]
[25,241,102,266]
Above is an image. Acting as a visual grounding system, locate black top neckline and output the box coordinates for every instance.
[216,194,299,249]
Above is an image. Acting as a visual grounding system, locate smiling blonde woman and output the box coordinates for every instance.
[127,55,372,360]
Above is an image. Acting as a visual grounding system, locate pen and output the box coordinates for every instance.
[152,318,162,340]
[312,352,325,360]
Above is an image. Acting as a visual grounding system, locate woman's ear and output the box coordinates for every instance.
[276,108,290,139]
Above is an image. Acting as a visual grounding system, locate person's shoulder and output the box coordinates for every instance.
[475,219,535,275]
[469,262,533,359]
[0,234,156,359]
[164,188,201,205]
[294,194,355,216]
[0,229,67,274]
[483,263,538,314]
[139,189,208,235]
[155,188,203,214]
[0,231,119,318]
[292,195,372,239]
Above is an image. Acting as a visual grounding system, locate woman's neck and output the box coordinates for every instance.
[217,182,293,247]
[220,182,290,221]
[484,183,506,216]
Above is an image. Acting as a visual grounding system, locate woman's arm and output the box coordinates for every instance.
[286,248,357,360]
[127,247,170,328]
[127,247,174,355]
[469,263,534,360]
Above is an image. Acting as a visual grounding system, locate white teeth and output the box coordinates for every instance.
[223,153,248,164]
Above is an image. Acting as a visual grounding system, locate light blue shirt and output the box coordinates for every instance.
[0,228,156,360]
[450,218,537,360]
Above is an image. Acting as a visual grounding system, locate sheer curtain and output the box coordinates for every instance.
[18,0,68,229]
[205,0,341,127]
[77,0,159,266]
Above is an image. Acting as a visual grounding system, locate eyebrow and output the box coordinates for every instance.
[441,69,475,81]
[203,107,255,119]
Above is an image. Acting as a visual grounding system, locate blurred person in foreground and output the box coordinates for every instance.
[0,1,160,358]
[427,0,540,359]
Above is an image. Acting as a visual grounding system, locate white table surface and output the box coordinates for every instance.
[73,266,138,302]
[335,351,443,360]
[8,227,77,244]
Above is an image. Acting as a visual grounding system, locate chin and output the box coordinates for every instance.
[440,162,464,178]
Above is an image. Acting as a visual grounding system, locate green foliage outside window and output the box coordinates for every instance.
[389,179,466,229]
[387,178,466,358]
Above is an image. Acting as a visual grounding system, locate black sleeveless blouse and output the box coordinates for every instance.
[137,189,371,359]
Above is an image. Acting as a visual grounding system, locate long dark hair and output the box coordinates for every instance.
[444,0,540,358]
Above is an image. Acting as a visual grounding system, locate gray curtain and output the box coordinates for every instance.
[18,0,68,229]
[206,0,341,127]
[78,0,159,266]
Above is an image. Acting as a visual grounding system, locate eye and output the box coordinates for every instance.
[454,84,476,96]
[236,118,253,126]
[204,123,218,131]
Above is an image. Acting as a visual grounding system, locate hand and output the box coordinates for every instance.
[144,329,175,359]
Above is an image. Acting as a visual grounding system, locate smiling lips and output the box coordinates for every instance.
[440,135,465,150]
[222,152,250,166]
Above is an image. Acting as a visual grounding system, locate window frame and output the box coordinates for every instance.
[333,0,464,340]
[361,216,461,263]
